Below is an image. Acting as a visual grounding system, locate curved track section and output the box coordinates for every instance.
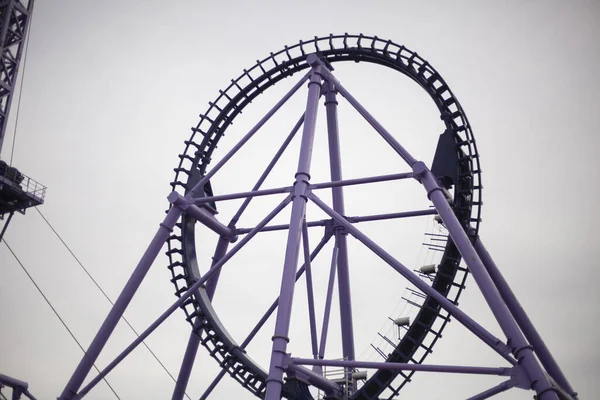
[165,34,482,399]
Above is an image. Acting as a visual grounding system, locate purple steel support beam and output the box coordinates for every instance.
[199,116,306,375]
[199,233,332,400]
[302,222,319,360]
[194,186,291,205]
[235,208,437,234]
[324,80,355,365]
[347,208,437,223]
[319,67,417,167]
[77,196,291,398]
[285,362,342,397]
[182,203,237,241]
[172,233,231,400]
[291,358,511,376]
[187,72,310,199]
[264,56,323,400]
[467,380,517,400]
[203,116,304,308]
[59,205,184,400]
[415,163,559,400]
[309,171,414,190]
[229,114,304,226]
[318,243,339,366]
[171,330,199,400]
[0,374,35,400]
[307,192,515,364]
[193,172,414,207]
[205,236,230,300]
[473,235,577,399]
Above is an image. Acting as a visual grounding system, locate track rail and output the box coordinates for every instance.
[165,34,482,399]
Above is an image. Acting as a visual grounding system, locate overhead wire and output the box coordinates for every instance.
[1,239,121,399]
[34,208,191,400]
[3,6,191,398]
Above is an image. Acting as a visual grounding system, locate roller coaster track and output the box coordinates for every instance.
[165,33,482,399]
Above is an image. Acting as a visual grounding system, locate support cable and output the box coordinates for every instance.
[1,239,121,399]
[9,6,34,166]
[34,208,190,400]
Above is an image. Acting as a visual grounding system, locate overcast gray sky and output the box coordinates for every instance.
[0,1,598,399]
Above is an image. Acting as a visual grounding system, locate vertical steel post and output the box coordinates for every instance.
[302,222,319,361]
[171,236,230,400]
[323,80,355,365]
[205,237,230,300]
[473,236,577,398]
[415,162,559,400]
[59,205,183,400]
[264,56,323,400]
[318,244,339,362]
[171,330,199,400]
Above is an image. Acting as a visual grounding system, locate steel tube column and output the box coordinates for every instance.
[59,206,183,400]
[302,223,320,360]
[264,58,323,400]
[318,244,339,362]
[291,358,511,376]
[473,236,577,398]
[172,236,230,400]
[199,233,332,400]
[171,330,199,400]
[308,192,514,363]
[78,197,292,398]
[416,163,559,400]
[324,80,355,363]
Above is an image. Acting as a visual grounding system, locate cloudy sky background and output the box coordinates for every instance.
[0,1,598,399]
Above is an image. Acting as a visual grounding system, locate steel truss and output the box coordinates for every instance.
[58,36,577,400]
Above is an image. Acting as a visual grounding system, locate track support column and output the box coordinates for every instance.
[172,237,230,400]
[264,55,323,400]
[324,80,356,368]
[415,162,559,400]
[472,235,577,399]
[59,205,183,400]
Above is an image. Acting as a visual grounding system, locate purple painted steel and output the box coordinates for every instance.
[285,363,342,396]
[473,235,578,399]
[469,380,517,400]
[319,67,417,167]
[202,116,305,314]
[0,373,36,400]
[264,59,323,400]
[184,204,236,240]
[205,236,230,300]
[77,196,292,399]
[307,192,515,364]
[417,165,559,399]
[324,80,355,365]
[171,331,199,400]
[309,171,413,190]
[194,186,291,205]
[302,222,319,360]
[318,243,339,363]
[291,358,511,376]
[347,208,438,223]
[173,233,230,400]
[467,380,516,400]
[59,205,183,400]
[199,233,332,400]
[229,114,304,226]
[187,71,310,199]
[235,208,436,234]
[193,172,414,207]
